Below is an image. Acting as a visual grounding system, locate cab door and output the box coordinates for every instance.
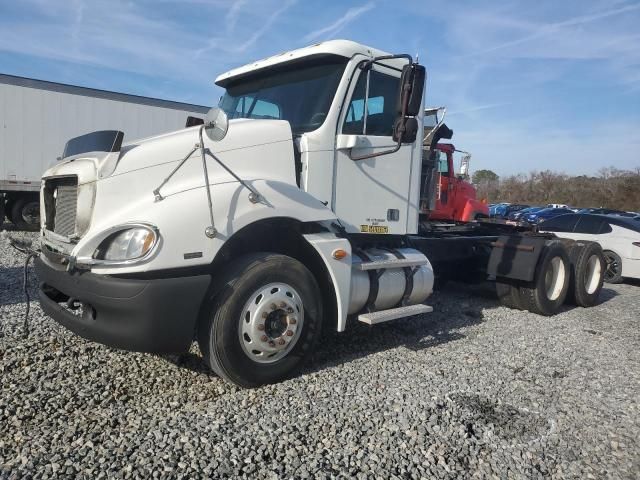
[332,63,420,235]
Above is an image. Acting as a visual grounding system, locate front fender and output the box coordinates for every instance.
[461,199,489,222]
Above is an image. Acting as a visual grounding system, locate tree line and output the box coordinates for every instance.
[472,167,640,212]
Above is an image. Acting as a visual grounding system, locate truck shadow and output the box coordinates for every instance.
[307,284,492,373]
[161,281,621,379]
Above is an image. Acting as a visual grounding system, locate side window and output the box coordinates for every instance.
[250,100,281,119]
[541,214,579,232]
[343,69,400,136]
[437,151,449,175]
[574,215,605,234]
[599,221,613,234]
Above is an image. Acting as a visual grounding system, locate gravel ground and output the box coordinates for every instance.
[1,232,639,479]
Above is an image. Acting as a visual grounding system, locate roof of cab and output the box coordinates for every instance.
[215,39,391,87]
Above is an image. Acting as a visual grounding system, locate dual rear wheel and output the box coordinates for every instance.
[496,240,605,315]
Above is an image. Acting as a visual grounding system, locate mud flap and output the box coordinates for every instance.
[487,235,549,282]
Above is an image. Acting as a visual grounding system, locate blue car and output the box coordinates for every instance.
[489,203,510,218]
[522,207,575,224]
[507,206,543,221]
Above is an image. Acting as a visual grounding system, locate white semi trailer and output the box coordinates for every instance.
[0,74,209,230]
[34,41,606,387]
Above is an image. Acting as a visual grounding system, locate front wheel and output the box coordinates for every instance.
[198,253,322,387]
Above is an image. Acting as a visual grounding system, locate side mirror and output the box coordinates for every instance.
[203,107,229,142]
[393,64,426,143]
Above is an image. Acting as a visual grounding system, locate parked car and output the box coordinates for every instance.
[489,202,510,217]
[523,207,575,224]
[578,208,635,218]
[547,203,569,209]
[494,203,529,219]
[507,206,543,221]
[539,213,640,283]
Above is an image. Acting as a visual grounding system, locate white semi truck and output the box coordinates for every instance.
[34,41,606,387]
[0,73,209,230]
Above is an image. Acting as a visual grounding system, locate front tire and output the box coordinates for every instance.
[198,253,322,387]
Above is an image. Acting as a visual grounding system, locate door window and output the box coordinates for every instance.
[437,151,449,176]
[574,215,605,234]
[343,69,400,136]
[540,214,579,232]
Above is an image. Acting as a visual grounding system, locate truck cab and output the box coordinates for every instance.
[426,143,489,223]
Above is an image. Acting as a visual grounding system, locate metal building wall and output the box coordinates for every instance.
[0,79,209,188]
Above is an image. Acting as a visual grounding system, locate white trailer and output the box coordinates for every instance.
[0,74,209,229]
[33,41,606,387]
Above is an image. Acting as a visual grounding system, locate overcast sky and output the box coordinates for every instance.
[1,0,639,176]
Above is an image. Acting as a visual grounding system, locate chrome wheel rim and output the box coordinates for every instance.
[584,255,602,294]
[238,282,304,364]
[545,256,566,301]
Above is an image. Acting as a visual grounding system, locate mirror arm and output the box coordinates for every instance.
[153,145,199,201]
[360,53,413,71]
[203,147,261,202]
[198,125,218,238]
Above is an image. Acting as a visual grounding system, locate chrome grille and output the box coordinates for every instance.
[44,177,78,237]
[53,185,78,236]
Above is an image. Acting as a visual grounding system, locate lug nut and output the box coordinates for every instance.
[270,303,277,310]
[286,330,294,337]
[278,338,285,345]
[257,324,265,331]
[279,302,286,308]
[288,318,297,325]
[260,335,268,342]
[287,307,294,313]
[261,312,268,319]
[268,341,276,347]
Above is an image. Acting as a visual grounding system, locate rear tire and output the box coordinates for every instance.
[603,250,623,284]
[496,281,524,310]
[566,242,605,307]
[519,241,570,316]
[10,196,40,231]
[198,253,322,387]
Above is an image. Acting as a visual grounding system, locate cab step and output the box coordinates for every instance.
[358,304,433,325]
[355,257,429,271]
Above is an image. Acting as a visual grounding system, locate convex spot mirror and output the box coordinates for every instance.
[203,107,229,142]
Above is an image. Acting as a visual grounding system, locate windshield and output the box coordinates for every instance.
[219,56,348,134]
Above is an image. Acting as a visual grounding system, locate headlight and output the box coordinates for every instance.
[94,227,157,261]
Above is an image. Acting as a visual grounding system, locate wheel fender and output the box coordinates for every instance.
[461,198,489,221]
[302,233,352,332]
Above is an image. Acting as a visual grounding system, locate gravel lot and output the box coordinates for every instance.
[1,232,639,479]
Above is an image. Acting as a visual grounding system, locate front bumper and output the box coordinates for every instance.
[35,257,211,353]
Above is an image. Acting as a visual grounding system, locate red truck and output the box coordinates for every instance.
[420,107,489,223]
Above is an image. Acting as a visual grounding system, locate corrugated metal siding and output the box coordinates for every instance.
[0,80,210,184]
